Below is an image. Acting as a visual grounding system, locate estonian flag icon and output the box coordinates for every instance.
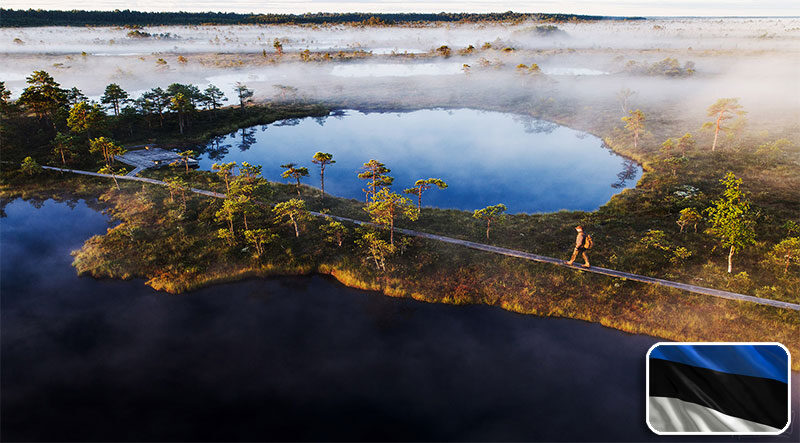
[646,343,790,435]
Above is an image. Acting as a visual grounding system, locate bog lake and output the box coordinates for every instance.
[195,108,641,213]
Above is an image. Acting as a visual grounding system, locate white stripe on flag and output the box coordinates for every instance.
[648,396,782,433]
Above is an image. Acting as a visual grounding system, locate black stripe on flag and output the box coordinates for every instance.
[649,358,787,430]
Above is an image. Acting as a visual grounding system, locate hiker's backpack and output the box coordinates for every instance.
[583,233,594,249]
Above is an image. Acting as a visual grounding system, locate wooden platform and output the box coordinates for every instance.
[117,148,198,176]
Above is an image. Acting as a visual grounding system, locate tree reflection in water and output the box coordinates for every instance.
[238,128,257,151]
[514,115,559,134]
[612,159,639,189]
[273,118,301,127]
[205,135,231,161]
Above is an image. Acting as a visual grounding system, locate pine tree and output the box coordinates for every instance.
[473,204,507,240]
[357,159,393,202]
[403,178,448,210]
[365,188,419,246]
[312,152,335,197]
[280,163,309,196]
[703,98,746,152]
[621,109,646,150]
[100,83,129,116]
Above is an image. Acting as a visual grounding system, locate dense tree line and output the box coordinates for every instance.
[0,71,257,168]
[0,9,643,28]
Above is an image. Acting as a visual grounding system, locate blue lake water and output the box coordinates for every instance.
[196,108,641,213]
[2,199,796,441]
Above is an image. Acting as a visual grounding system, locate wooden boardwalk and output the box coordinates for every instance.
[43,165,800,311]
[43,166,226,198]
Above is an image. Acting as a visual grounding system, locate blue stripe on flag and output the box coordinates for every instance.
[649,344,788,383]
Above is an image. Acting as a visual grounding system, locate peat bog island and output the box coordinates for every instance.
[1,5,799,441]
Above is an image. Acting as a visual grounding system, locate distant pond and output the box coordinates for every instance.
[196,108,641,214]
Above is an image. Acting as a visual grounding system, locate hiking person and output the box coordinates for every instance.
[566,225,592,268]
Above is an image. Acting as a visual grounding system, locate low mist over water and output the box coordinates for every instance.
[2,17,798,129]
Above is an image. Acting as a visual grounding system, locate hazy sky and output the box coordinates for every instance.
[3,1,799,17]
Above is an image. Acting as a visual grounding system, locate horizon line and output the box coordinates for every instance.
[2,8,799,19]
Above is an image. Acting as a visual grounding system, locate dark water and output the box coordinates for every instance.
[197,109,642,214]
[1,199,797,442]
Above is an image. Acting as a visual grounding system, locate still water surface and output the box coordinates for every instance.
[197,109,641,213]
[2,199,796,441]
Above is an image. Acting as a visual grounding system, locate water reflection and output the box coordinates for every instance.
[237,127,257,151]
[2,199,796,441]
[194,109,643,213]
[612,159,640,189]
[205,135,231,161]
[273,118,302,127]
[514,114,559,134]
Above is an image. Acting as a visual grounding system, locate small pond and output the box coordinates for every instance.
[197,108,641,213]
